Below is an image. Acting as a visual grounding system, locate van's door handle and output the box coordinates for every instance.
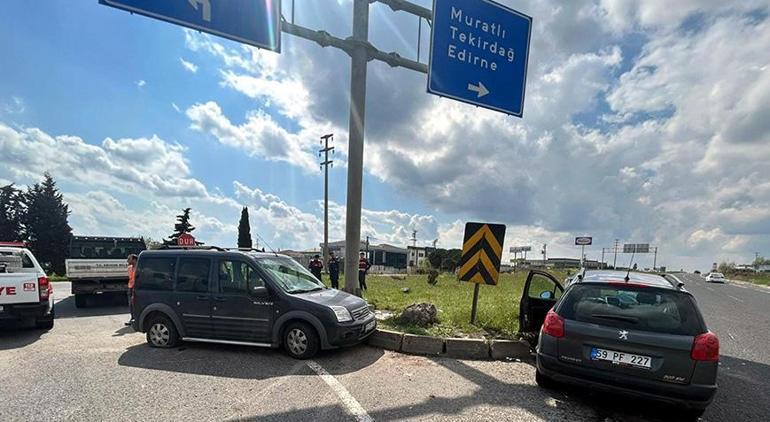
[214,296,227,302]
[196,295,208,301]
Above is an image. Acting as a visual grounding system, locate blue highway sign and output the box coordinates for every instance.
[99,0,281,52]
[428,0,532,116]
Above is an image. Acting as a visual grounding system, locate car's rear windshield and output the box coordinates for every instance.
[558,283,705,336]
[711,273,724,278]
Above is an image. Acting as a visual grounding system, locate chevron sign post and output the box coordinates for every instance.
[458,222,506,323]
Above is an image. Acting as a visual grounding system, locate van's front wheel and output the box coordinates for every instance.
[283,322,319,359]
[146,315,179,348]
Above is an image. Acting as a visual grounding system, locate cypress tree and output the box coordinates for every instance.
[237,207,253,249]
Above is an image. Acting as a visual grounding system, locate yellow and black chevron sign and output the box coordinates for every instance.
[458,222,506,285]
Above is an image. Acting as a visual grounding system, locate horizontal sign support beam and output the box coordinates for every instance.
[281,20,427,74]
[372,0,432,21]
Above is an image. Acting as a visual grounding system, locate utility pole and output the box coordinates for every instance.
[613,239,619,269]
[542,244,547,263]
[411,229,418,247]
[319,134,334,271]
[343,0,370,295]
[601,248,605,269]
[653,246,658,271]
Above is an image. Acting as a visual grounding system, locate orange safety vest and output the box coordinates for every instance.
[127,264,136,289]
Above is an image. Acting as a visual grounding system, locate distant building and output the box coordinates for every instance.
[320,240,408,274]
[407,246,435,273]
[516,257,604,270]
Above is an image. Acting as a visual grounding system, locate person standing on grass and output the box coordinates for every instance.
[309,254,324,282]
[358,252,371,292]
[125,254,138,326]
[328,252,340,289]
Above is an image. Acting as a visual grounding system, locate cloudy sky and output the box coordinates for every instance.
[1,0,768,271]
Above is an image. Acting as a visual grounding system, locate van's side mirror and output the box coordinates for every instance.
[251,286,268,297]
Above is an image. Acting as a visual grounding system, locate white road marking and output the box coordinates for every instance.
[307,360,373,422]
[728,333,737,341]
[705,286,714,292]
[727,295,744,303]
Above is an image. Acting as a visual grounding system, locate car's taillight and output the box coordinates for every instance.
[691,332,719,361]
[542,309,565,338]
[38,276,50,301]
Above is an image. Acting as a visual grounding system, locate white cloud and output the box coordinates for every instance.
[186,101,321,173]
[2,96,25,114]
[179,57,199,73]
[171,102,181,113]
[135,80,146,88]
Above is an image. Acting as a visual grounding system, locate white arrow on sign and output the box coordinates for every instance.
[467,82,489,98]
[188,0,212,22]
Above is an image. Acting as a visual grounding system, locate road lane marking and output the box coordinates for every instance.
[727,295,744,303]
[307,360,373,422]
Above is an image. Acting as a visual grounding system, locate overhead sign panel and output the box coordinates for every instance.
[459,222,506,285]
[575,237,593,246]
[99,0,281,52]
[510,246,532,253]
[623,243,650,253]
[428,0,532,116]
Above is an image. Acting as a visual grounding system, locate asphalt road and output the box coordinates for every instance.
[1,279,768,421]
[671,272,770,422]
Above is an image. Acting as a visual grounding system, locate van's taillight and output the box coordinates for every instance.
[38,276,51,301]
[691,332,719,361]
[542,309,565,338]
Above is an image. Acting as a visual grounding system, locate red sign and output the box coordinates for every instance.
[177,233,196,246]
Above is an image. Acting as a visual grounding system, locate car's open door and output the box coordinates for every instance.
[519,270,564,334]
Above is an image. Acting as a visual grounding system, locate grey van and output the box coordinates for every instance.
[519,270,718,420]
[131,247,376,359]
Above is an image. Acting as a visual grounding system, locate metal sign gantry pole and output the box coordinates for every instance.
[281,0,431,294]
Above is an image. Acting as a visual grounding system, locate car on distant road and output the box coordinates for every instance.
[705,272,727,283]
[131,247,376,359]
[0,246,54,329]
[693,270,701,275]
[519,270,718,420]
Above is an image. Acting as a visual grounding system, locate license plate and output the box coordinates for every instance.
[591,347,651,368]
[365,321,375,332]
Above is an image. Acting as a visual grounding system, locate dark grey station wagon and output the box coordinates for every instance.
[131,247,376,359]
[519,270,719,420]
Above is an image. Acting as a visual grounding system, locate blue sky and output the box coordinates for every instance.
[1,0,769,271]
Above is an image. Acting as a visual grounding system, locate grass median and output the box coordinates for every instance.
[729,273,770,287]
[348,270,568,340]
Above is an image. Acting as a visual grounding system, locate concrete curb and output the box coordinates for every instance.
[401,333,445,355]
[366,329,403,351]
[366,329,532,360]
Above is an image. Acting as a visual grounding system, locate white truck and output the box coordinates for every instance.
[0,246,54,329]
[66,236,146,308]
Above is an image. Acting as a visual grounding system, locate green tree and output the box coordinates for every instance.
[164,208,198,245]
[237,207,253,249]
[717,261,735,274]
[0,184,26,241]
[753,256,769,267]
[24,174,72,274]
[428,249,446,269]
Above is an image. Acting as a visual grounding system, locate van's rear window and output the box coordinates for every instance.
[558,284,705,336]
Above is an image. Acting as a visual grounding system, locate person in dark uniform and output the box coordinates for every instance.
[328,252,340,289]
[308,254,324,282]
[358,252,371,292]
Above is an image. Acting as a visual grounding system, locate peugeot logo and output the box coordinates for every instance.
[618,330,629,340]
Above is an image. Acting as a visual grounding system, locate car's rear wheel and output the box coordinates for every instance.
[283,321,320,359]
[678,408,705,421]
[146,315,179,348]
[535,369,556,389]
[35,306,55,330]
